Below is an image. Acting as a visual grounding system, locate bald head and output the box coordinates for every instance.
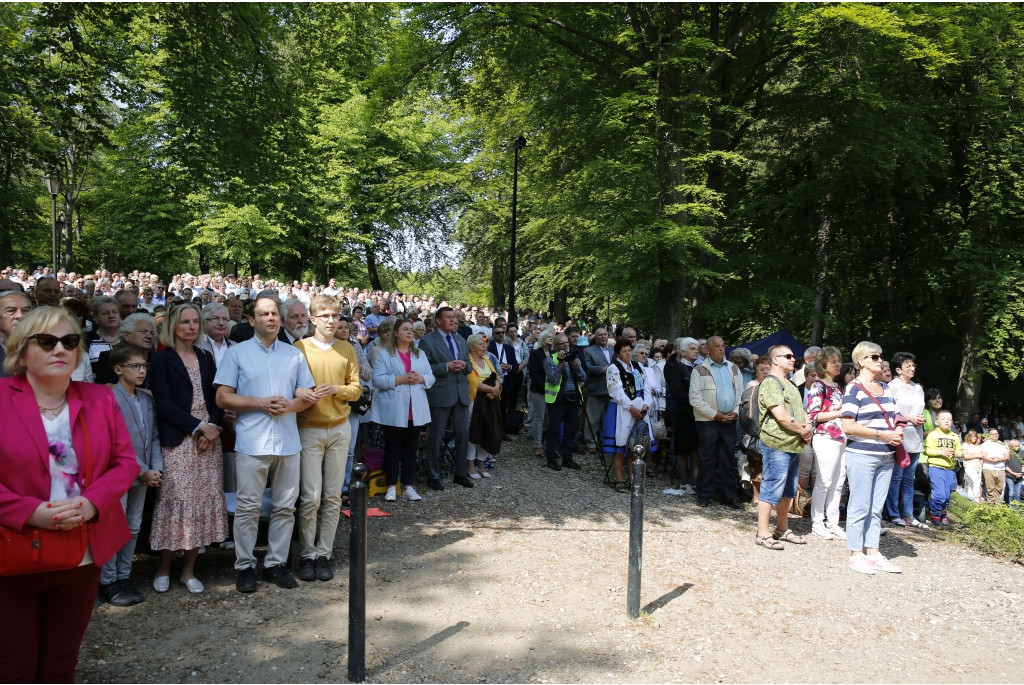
[34,276,62,307]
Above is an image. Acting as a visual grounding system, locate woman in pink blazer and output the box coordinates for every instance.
[0,306,138,683]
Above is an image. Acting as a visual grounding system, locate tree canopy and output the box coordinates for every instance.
[3,2,1024,412]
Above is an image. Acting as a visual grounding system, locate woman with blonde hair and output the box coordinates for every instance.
[368,318,435,502]
[841,341,904,575]
[148,302,227,593]
[0,307,138,681]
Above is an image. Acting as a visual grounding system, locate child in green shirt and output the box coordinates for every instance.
[923,409,961,527]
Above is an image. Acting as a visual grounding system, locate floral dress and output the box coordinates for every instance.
[150,358,227,550]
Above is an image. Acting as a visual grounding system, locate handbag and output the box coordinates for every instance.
[350,388,372,416]
[650,407,667,439]
[0,414,92,576]
[854,381,911,469]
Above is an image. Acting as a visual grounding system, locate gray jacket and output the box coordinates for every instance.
[582,343,613,396]
[113,383,163,484]
[418,329,471,408]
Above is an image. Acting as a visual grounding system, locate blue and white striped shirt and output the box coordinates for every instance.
[841,381,897,457]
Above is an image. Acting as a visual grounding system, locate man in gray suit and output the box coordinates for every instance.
[419,306,475,490]
[581,327,613,454]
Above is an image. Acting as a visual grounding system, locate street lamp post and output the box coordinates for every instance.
[508,135,526,329]
[43,173,61,273]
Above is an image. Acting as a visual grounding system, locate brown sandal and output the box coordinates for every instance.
[615,481,629,493]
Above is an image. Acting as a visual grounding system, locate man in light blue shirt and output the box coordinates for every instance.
[688,336,744,508]
[216,295,324,593]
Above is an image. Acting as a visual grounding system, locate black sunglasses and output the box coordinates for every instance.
[30,333,82,351]
[864,353,883,362]
[774,353,795,360]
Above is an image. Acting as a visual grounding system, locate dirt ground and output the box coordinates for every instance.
[78,435,1024,684]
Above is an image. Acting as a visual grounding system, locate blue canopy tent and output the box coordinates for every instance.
[727,329,806,358]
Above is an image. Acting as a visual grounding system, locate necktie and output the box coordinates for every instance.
[447,334,457,359]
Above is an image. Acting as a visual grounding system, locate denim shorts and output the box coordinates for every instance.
[758,441,801,505]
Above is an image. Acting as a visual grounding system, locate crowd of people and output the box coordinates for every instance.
[2,263,1023,680]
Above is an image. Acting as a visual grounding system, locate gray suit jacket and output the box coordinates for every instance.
[112,382,163,484]
[419,329,471,408]
[582,343,613,396]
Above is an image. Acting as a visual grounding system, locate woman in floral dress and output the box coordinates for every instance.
[149,302,227,594]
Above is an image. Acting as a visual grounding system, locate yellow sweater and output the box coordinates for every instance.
[294,338,363,428]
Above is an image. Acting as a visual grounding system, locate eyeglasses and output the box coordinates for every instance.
[863,354,883,362]
[492,330,505,335]
[827,358,841,365]
[30,333,82,351]
[120,363,148,372]
[207,316,229,324]
[314,313,340,321]
[774,353,795,360]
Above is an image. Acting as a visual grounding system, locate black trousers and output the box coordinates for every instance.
[695,420,739,503]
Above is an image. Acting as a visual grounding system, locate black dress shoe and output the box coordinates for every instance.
[726,500,744,510]
[236,567,258,593]
[121,579,145,604]
[561,458,582,470]
[452,475,475,488]
[427,478,444,491]
[315,556,333,581]
[99,582,137,607]
[697,498,710,508]
[263,564,298,589]
[297,557,316,582]
[546,458,562,471]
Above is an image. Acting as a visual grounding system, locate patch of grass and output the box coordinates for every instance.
[946,494,1024,563]
[637,610,654,626]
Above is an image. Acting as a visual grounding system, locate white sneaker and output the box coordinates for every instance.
[827,524,847,540]
[481,471,492,478]
[848,554,876,575]
[384,486,397,502]
[812,525,836,540]
[866,554,902,573]
[402,486,421,502]
[682,485,696,495]
[153,575,170,592]
[469,472,482,480]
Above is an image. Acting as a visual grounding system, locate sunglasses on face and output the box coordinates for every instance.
[774,353,795,360]
[30,333,82,351]
[863,354,883,362]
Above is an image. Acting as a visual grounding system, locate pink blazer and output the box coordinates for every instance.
[0,375,140,566]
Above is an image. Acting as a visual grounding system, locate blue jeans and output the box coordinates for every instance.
[1007,477,1022,503]
[845,450,895,553]
[758,442,800,506]
[885,451,920,519]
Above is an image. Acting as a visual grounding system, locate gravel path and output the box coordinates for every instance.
[79,435,1024,683]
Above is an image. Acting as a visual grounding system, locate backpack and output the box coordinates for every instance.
[739,376,789,457]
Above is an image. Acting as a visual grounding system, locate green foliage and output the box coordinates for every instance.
[947,495,1024,564]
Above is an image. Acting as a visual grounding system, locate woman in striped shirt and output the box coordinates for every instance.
[841,341,905,575]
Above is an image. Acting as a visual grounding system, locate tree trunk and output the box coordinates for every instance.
[551,285,567,323]
[955,284,984,416]
[811,196,832,346]
[491,260,506,310]
[365,241,382,291]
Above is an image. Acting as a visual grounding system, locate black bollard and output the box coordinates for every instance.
[348,462,368,683]
[627,443,646,619]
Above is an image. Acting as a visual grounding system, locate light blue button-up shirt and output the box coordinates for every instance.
[709,358,735,413]
[214,336,315,456]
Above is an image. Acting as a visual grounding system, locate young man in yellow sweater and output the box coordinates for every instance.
[293,295,363,582]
